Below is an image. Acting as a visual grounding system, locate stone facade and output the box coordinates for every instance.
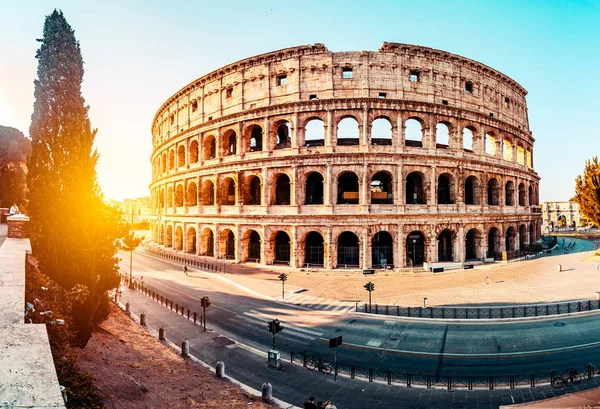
[149,42,542,269]
[542,201,584,230]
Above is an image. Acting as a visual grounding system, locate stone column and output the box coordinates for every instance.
[430,166,437,205]
[397,115,405,148]
[361,166,368,212]
[361,228,369,270]
[261,168,268,210]
[234,225,241,263]
[324,165,332,206]
[325,111,333,148]
[361,109,369,149]
[290,225,298,269]
[456,226,465,262]
[397,225,405,268]
[325,228,333,270]
[291,112,299,149]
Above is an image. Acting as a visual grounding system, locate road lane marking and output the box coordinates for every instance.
[243,311,323,337]
[240,315,318,341]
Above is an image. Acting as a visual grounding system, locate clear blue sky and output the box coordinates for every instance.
[1,0,599,202]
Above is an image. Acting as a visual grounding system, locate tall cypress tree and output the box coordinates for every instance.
[28,10,127,347]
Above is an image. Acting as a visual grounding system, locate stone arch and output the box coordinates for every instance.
[505,226,517,251]
[271,230,291,265]
[337,231,360,267]
[438,229,454,262]
[463,126,475,151]
[159,187,165,208]
[175,225,183,251]
[406,231,426,266]
[245,124,263,152]
[305,171,324,205]
[516,143,525,165]
[161,152,167,172]
[485,132,496,155]
[528,184,533,206]
[272,119,292,150]
[189,140,199,163]
[177,145,185,167]
[337,171,360,204]
[167,186,173,207]
[504,180,515,206]
[518,182,526,206]
[519,224,527,249]
[435,122,450,148]
[487,227,502,258]
[465,228,481,260]
[186,226,197,254]
[437,173,455,204]
[243,229,261,262]
[242,175,262,205]
[175,184,184,207]
[203,135,216,160]
[166,225,173,247]
[303,117,325,147]
[371,117,392,146]
[187,182,197,206]
[201,227,215,256]
[371,171,393,204]
[220,229,236,259]
[372,231,394,267]
[159,224,164,245]
[304,231,324,267]
[487,178,500,206]
[503,138,513,161]
[272,173,291,205]
[201,180,215,206]
[168,149,175,169]
[406,171,426,204]
[529,223,534,244]
[222,129,237,156]
[405,117,423,148]
[526,147,533,168]
[337,116,360,146]
[221,177,236,205]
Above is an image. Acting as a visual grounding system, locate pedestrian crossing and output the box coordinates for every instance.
[279,291,356,314]
[242,309,323,341]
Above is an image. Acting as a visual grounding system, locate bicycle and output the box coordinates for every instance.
[306,358,332,375]
[551,368,582,388]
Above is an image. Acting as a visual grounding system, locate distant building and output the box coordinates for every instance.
[107,196,151,224]
[541,201,587,231]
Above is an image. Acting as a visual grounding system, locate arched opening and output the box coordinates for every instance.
[372,231,394,268]
[166,225,173,247]
[274,231,291,265]
[304,118,325,147]
[406,172,425,204]
[465,229,481,260]
[487,178,500,206]
[167,186,173,207]
[516,144,525,165]
[221,229,235,259]
[187,182,197,206]
[487,227,501,258]
[305,172,324,205]
[248,125,263,152]
[201,228,214,257]
[505,226,516,251]
[503,139,513,161]
[528,185,533,206]
[485,133,496,155]
[304,232,324,267]
[161,153,167,172]
[519,224,527,250]
[274,120,291,149]
[505,181,515,206]
[438,229,453,262]
[435,122,450,148]
[406,231,425,267]
[437,173,454,204]
[175,226,183,251]
[405,118,423,148]
[221,178,236,205]
[169,149,175,169]
[371,118,392,145]
[175,184,184,207]
[246,230,261,262]
[518,183,526,206]
[223,130,237,156]
[189,140,199,163]
[177,145,185,167]
[159,225,164,245]
[529,223,534,243]
[526,148,532,168]
[243,176,261,205]
[274,174,291,205]
[337,232,360,267]
[371,172,393,204]
[159,188,165,208]
[204,136,216,160]
[337,117,359,146]
[463,127,474,151]
[337,172,359,204]
[201,180,215,206]
[186,227,197,254]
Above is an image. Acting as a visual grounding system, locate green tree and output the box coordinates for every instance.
[0,126,30,207]
[574,156,600,228]
[27,10,127,347]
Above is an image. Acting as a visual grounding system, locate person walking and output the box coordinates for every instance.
[183,265,188,276]
[303,397,318,409]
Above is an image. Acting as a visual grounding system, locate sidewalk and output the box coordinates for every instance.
[118,285,600,409]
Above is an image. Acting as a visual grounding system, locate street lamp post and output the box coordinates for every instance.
[129,205,134,288]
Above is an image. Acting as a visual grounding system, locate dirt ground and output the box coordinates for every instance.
[77,303,272,409]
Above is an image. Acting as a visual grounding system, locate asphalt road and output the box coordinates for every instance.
[122,251,600,380]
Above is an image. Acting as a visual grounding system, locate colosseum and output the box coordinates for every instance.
[149,42,542,270]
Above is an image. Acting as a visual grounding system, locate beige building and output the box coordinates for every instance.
[542,201,583,231]
[149,42,541,269]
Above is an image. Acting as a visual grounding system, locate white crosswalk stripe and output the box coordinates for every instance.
[280,292,355,313]
[241,310,323,340]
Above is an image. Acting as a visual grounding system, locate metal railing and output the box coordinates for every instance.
[141,246,226,273]
[356,298,600,319]
[290,351,600,390]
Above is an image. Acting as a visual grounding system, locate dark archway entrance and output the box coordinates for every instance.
[305,172,324,205]
[248,230,261,262]
[438,230,453,261]
[337,232,359,267]
[274,231,291,264]
[406,231,425,266]
[372,231,393,268]
[488,228,501,258]
[304,232,324,267]
[275,174,291,205]
[465,229,480,260]
[406,172,425,204]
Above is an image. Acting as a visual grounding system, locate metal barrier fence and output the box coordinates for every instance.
[290,351,600,390]
[141,246,226,273]
[355,299,600,319]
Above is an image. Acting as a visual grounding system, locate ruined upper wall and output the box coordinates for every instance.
[152,42,530,146]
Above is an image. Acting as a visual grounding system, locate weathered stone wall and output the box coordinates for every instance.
[149,42,541,270]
